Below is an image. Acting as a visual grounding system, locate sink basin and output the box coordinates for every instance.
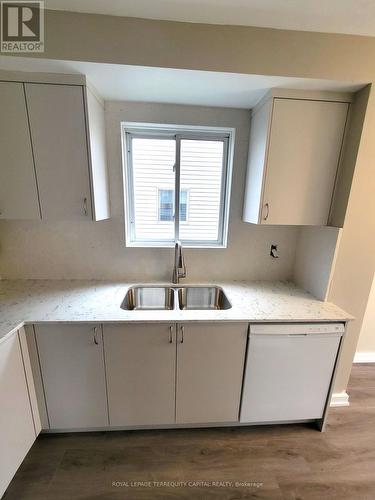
[178,286,231,310]
[121,286,175,310]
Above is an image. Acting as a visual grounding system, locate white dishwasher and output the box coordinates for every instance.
[240,323,344,423]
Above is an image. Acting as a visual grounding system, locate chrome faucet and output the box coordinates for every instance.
[172,240,186,284]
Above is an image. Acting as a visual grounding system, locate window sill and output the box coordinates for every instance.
[125,242,227,249]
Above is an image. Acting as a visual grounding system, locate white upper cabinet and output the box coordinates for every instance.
[25,83,93,220]
[84,87,111,221]
[0,82,40,219]
[243,90,350,226]
[0,73,110,221]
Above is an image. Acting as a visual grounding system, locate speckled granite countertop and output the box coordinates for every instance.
[0,280,352,344]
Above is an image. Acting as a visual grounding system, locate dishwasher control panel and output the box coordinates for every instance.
[250,322,345,336]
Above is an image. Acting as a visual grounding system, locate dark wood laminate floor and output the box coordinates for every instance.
[4,364,375,500]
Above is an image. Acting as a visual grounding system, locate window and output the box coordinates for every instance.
[122,123,234,247]
[158,189,188,222]
[159,189,174,222]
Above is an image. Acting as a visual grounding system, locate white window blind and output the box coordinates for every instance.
[131,137,175,242]
[123,124,234,247]
[180,139,224,242]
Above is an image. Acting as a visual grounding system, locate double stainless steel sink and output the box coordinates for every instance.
[121,285,231,311]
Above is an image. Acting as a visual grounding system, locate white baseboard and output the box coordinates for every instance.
[330,391,350,407]
[354,352,375,363]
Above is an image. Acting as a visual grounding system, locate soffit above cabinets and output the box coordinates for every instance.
[0,55,366,109]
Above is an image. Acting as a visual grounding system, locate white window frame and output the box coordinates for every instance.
[121,122,235,248]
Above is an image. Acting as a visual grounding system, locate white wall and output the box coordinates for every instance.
[0,101,298,281]
[293,226,342,300]
[355,274,375,359]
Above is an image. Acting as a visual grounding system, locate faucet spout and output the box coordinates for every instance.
[172,240,186,284]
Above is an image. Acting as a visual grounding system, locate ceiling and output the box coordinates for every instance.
[46,0,375,37]
[0,56,365,108]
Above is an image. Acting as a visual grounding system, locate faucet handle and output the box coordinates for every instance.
[180,254,187,278]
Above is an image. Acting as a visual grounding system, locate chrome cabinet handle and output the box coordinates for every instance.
[180,326,184,344]
[263,203,269,221]
[169,326,173,344]
[83,197,88,216]
[93,326,99,345]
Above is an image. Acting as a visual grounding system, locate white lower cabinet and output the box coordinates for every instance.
[103,322,248,427]
[35,324,108,429]
[32,322,248,430]
[176,323,248,424]
[103,323,176,426]
[0,333,37,497]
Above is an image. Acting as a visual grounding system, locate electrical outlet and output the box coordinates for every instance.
[270,244,279,258]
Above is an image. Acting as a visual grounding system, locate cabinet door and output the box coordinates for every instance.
[262,98,348,225]
[0,82,40,219]
[176,323,247,424]
[35,324,108,429]
[25,83,92,220]
[18,327,42,435]
[104,324,176,426]
[0,334,36,497]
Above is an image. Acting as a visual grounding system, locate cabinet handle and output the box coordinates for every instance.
[263,203,269,221]
[83,197,88,216]
[169,326,173,344]
[180,326,184,344]
[93,326,99,345]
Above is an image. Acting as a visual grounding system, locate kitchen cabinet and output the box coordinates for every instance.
[104,323,176,426]
[35,324,108,429]
[175,322,247,424]
[18,327,42,435]
[84,86,111,221]
[243,90,350,226]
[0,332,37,497]
[240,323,344,423]
[104,322,247,427]
[24,325,50,429]
[0,81,40,219]
[25,83,110,221]
[0,72,110,221]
